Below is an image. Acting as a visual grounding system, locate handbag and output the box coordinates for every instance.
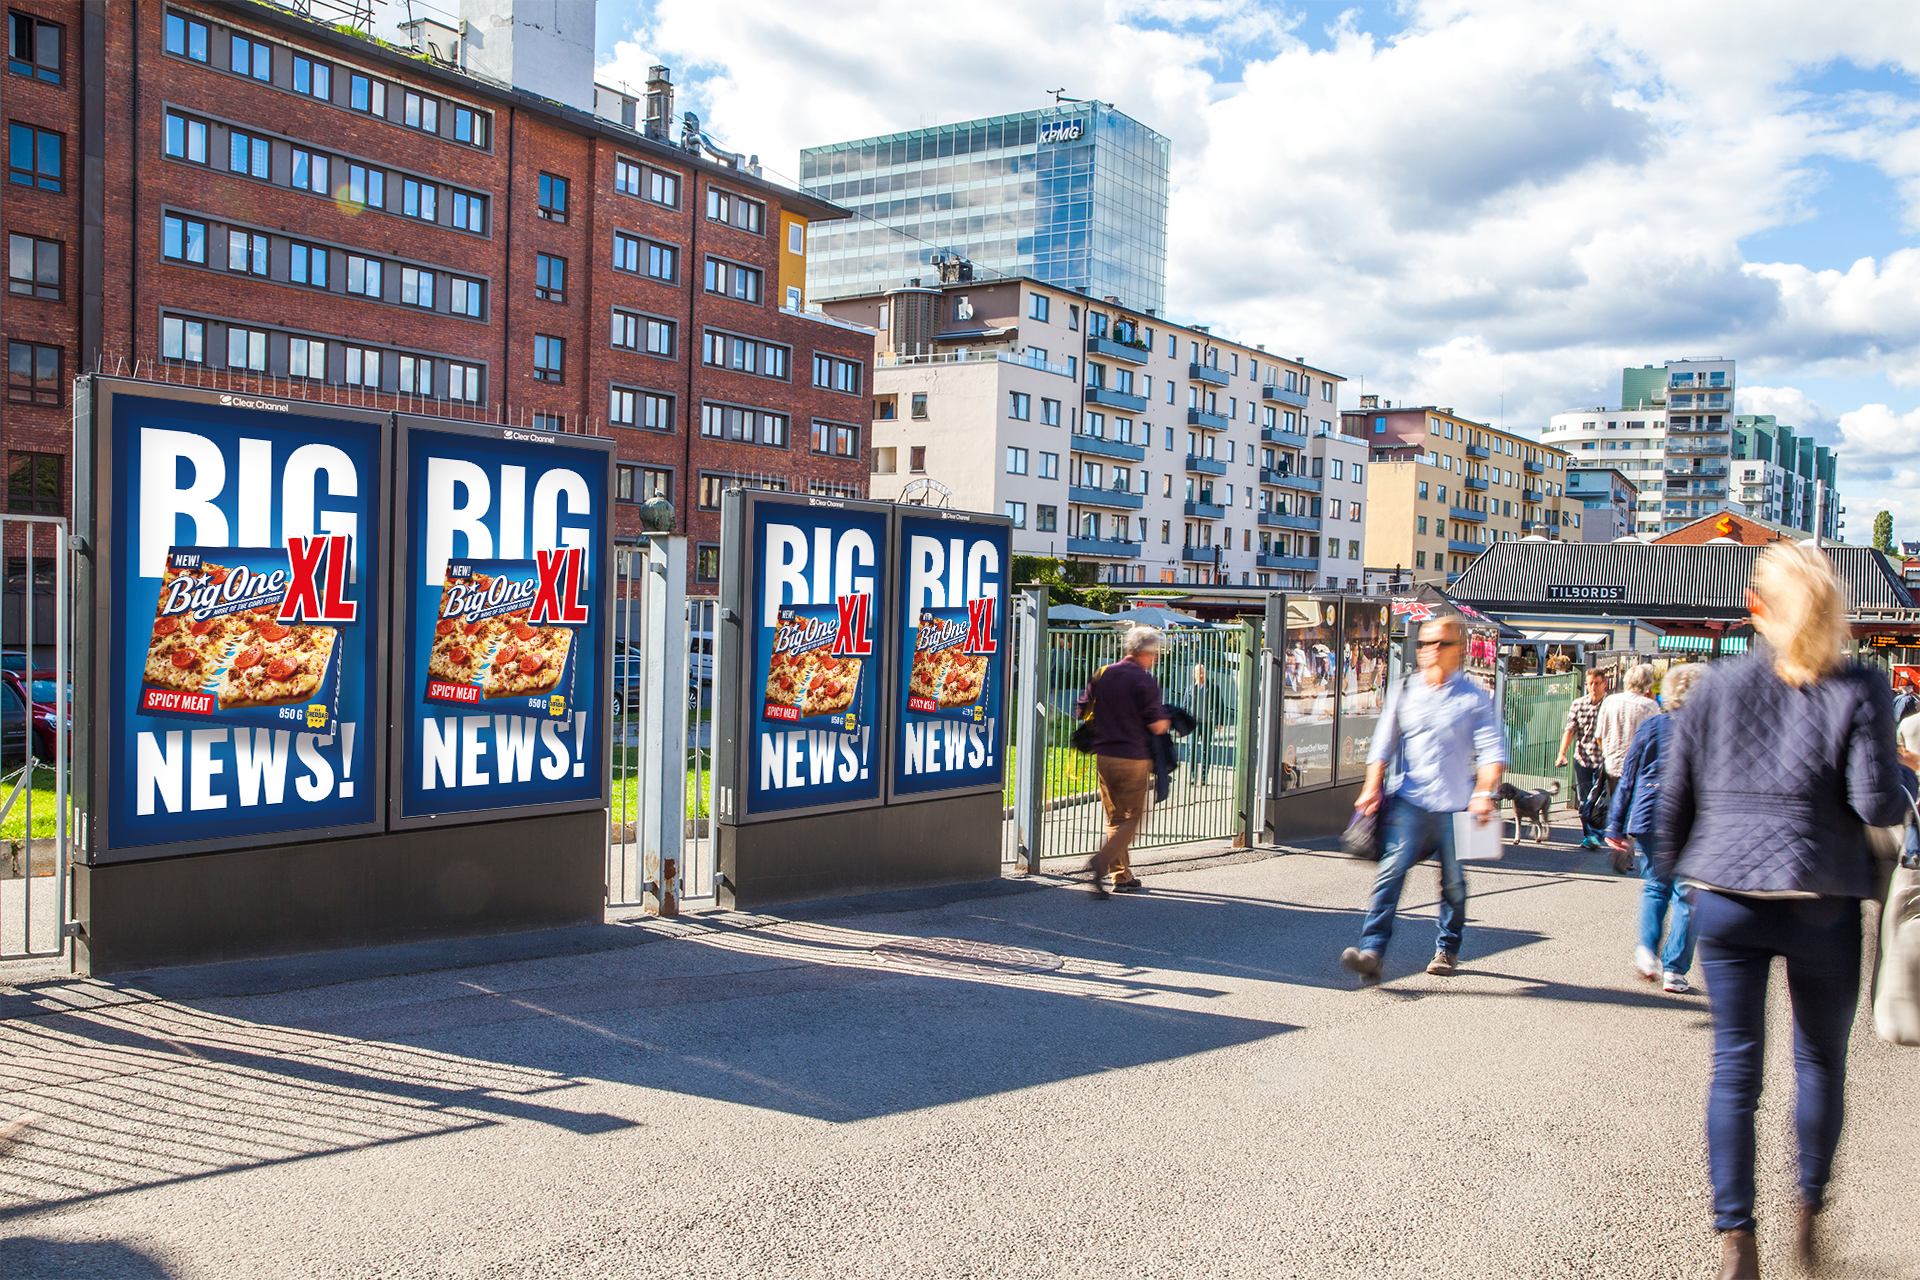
[1070,666,1104,755]
[1874,787,1920,1047]
[1342,675,1411,861]
[1579,769,1615,832]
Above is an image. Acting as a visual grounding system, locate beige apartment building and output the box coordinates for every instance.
[821,266,1353,588]
[1341,397,1573,587]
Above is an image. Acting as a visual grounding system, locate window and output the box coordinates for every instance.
[1330,459,1343,481]
[786,286,802,310]
[404,91,440,133]
[402,178,438,222]
[344,346,380,388]
[1007,447,1028,475]
[702,330,789,379]
[538,172,567,221]
[450,190,485,233]
[229,34,270,80]
[910,446,926,472]
[617,314,675,357]
[9,11,59,83]
[814,354,861,394]
[453,107,486,147]
[8,233,58,299]
[695,545,721,581]
[535,254,565,303]
[161,316,204,363]
[1068,305,1079,331]
[812,420,859,457]
[396,355,432,394]
[871,447,897,474]
[290,338,326,380]
[286,240,328,286]
[1039,452,1058,479]
[610,388,673,431]
[911,393,928,419]
[701,403,788,447]
[1416,551,1426,569]
[346,163,385,210]
[346,255,382,298]
[447,363,481,402]
[291,147,329,195]
[226,230,267,276]
[531,413,565,434]
[1009,391,1031,421]
[227,129,269,179]
[617,161,678,207]
[226,326,266,372]
[164,13,207,62]
[704,256,761,303]
[1036,505,1057,532]
[401,267,434,308]
[350,73,386,117]
[705,187,764,232]
[1006,501,1027,528]
[164,111,208,164]
[7,340,58,403]
[449,277,482,317]
[1029,293,1050,321]
[788,222,804,255]
[292,55,331,100]
[10,122,61,190]
[1418,481,1429,500]
[7,450,58,513]
[1040,397,1060,426]
[533,335,564,383]
[1352,464,1363,484]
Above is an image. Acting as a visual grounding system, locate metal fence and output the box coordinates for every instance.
[1502,670,1582,793]
[2,514,71,961]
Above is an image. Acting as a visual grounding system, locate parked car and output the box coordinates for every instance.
[0,670,60,762]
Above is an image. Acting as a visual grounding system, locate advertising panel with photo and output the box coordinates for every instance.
[1280,597,1338,789]
[1335,599,1391,781]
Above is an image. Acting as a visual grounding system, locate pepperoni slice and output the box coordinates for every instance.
[517,653,546,675]
[170,648,198,669]
[511,621,536,641]
[266,656,298,680]
[209,567,229,584]
[233,644,264,671]
[436,619,456,637]
[449,647,470,666]
[496,644,519,666]
[152,616,179,636]
[464,619,487,636]
[256,622,290,643]
[189,618,217,636]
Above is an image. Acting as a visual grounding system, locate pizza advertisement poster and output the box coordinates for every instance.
[138,544,355,733]
[423,558,578,721]
[904,604,995,724]
[760,602,868,734]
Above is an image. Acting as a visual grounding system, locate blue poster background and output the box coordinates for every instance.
[398,426,607,818]
[106,395,381,850]
[743,498,888,816]
[890,514,1010,798]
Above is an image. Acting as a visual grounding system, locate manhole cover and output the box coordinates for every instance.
[872,937,1065,976]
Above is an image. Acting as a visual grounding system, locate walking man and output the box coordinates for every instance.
[1557,667,1609,849]
[1185,661,1228,785]
[1341,616,1508,983]
[1077,626,1171,898]
[1598,663,1660,781]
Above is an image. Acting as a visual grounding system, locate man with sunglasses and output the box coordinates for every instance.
[1341,616,1509,983]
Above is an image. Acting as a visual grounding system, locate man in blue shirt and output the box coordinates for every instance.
[1341,616,1509,983]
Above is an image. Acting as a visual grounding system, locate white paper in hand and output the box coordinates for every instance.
[1453,810,1505,862]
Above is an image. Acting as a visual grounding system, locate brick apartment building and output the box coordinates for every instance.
[3,0,872,589]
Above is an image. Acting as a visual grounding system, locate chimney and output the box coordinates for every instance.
[644,65,674,139]
[459,2,596,113]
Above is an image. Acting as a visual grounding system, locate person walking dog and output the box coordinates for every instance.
[1076,626,1171,898]
[1340,616,1508,983]
[1659,544,1907,1280]
[1557,667,1610,848]
[1605,663,1705,993]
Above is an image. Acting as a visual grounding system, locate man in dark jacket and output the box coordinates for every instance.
[1077,626,1171,898]
[1606,663,1704,993]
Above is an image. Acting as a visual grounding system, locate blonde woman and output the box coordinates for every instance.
[1658,545,1907,1279]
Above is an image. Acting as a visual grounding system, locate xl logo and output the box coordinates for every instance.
[423,455,593,586]
[139,427,360,580]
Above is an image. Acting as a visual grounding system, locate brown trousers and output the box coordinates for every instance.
[1094,755,1153,879]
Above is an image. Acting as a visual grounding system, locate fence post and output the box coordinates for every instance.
[1232,619,1258,848]
[640,536,688,915]
[1013,586,1048,875]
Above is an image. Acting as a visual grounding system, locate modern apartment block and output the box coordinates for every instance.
[2,1,872,588]
[800,104,1171,315]
[1732,416,1840,539]
[1566,467,1638,542]
[1541,401,1669,536]
[817,269,1353,588]
[1343,397,1572,587]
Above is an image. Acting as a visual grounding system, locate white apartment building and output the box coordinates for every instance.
[822,270,1354,588]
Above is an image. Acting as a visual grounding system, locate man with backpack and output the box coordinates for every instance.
[1075,626,1172,898]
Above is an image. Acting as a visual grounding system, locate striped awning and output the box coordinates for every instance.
[1657,634,1748,653]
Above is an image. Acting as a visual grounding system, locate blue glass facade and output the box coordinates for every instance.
[799,104,1170,315]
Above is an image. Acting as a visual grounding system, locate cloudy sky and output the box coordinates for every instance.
[422,0,1920,541]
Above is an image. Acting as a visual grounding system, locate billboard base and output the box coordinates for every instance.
[719,792,1002,910]
[1264,781,1364,845]
[73,810,605,976]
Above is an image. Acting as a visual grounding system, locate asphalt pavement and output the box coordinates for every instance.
[2,834,1917,1279]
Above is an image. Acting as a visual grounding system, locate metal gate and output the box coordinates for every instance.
[2,514,71,960]
[1009,594,1255,868]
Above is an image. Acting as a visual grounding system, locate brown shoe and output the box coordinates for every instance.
[1426,951,1458,976]
[1795,1203,1820,1273]
[1716,1229,1759,1280]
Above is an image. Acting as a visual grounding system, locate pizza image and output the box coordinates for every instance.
[217,617,337,709]
[427,617,483,685]
[482,621,572,699]
[800,654,861,718]
[937,653,988,710]
[142,613,230,693]
[909,646,950,702]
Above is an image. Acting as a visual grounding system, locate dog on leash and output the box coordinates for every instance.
[1494,780,1561,843]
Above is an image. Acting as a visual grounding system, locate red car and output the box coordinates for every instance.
[0,669,62,763]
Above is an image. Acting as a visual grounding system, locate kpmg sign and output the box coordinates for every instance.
[1546,584,1627,602]
[1039,119,1085,145]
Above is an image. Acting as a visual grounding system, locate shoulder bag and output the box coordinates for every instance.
[1071,665,1105,755]
[1342,675,1411,861]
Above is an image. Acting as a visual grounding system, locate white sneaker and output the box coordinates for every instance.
[1662,971,1690,994]
[1634,946,1659,980]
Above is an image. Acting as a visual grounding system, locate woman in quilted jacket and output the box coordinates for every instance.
[1658,544,1907,1280]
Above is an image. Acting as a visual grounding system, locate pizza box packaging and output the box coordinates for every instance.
[137,545,346,733]
[761,605,865,733]
[424,558,576,721]
[906,605,995,723]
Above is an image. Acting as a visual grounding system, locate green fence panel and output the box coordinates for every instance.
[1503,670,1582,794]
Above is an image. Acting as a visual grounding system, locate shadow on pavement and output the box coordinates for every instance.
[0,1235,175,1278]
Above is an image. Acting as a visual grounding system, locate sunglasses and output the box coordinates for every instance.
[1416,639,1459,649]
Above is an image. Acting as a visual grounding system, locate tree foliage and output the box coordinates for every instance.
[1872,510,1894,553]
[1011,556,1131,616]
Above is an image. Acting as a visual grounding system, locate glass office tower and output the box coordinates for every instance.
[799,103,1171,315]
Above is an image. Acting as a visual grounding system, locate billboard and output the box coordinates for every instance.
[1335,600,1391,780]
[889,511,1011,800]
[724,491,890,821]
[390,419,612,826]
[84,386,388,861]
[1280,597,1338,789]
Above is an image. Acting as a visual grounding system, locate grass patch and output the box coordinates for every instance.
[0,765,71,840]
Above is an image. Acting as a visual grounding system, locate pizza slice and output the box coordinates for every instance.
[910,645,950,701]
[217,619,336,709]
[937,653,988,709]
[428,617,485,685]
[143,615,225,693]
[481,628,571,700]
[800,653,861,718]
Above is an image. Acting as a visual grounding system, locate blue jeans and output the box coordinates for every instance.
[1572,762,1602,839]
[1694,890,1861,1234]
[1636,838,1694,973]
[1357,800,1467,958]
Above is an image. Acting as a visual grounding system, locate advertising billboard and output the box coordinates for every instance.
[889,511,1011,800]
[1335,599,1392,780]
[725,490,890,821]
[1280,597,1338,789]
[84,387,388,861]
[391,419,612,826]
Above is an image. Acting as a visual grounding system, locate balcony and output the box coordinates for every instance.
[1667,481,1727,498]
[1522,488,1543,503]
[1189,362,1230,386]
[1449,540,1485,555]
[1071,434,1146,463]
[1466,444,1490,460]
[1260,424,1305,445]
[1667,440,1729,456]
[1186,455,1227,476]
[1667,462,1729,478]
[1259,510,1321,532]
[1085,385,1147,413]
[1449,506,1486,523]
[1067,537,1142,559]
[1522,459,1544,473]
[1262,468,1322,492]
[1257,553,1318,571]
[1070,485,1143,510]
[1187,408,1230,430]
[1262,383,1310,408]
[1085,334,1149,365]
[1183,546,1221,564]
[1184,500,1225,520]
[1463,476,1489,491]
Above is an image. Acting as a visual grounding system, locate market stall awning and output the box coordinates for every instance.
[1657,635,1748,653]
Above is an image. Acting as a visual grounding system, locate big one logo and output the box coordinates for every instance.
[891,514,1008,797]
